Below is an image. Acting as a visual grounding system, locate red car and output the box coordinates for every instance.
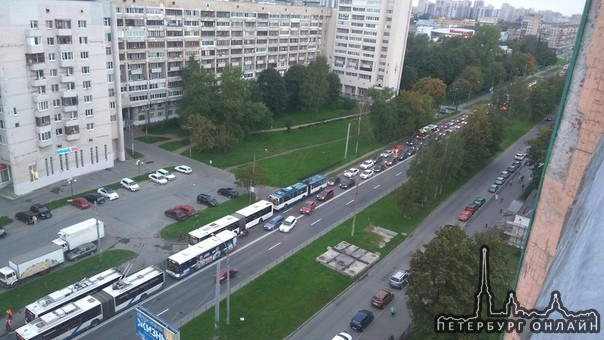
[214,268,239,283]
[458,210,473,222]
[72,197,92,209]
[316,189,335,202]
[175,204,198,217]
[464,203,479,214]
[299,200,316,215]
[392,144,405,154]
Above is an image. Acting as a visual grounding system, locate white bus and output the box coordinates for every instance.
[232,200,274,230]
[188,214,241,246]
[16,295,103,340]
[24,268,122,323]
[268,182,308,210]
[166,230,237,279]
[93,265,165,315]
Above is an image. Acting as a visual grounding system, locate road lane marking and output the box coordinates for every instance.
[157,308,169,316]
[373,184,381,190]
[346,200,354,205]
[268,243,281,251]
[311,219,321,226]
[396,172,402,176]
[284,208,292,213]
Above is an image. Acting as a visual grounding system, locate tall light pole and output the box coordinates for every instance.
[250,153,256,204]
[351,180,359,237]
[130,119,135,157]
[355,101,367,155]
[213,257,221,340]
[67,177,76,200]
[94,202,102,260]
[145,105,150,136]
[213,233,231,326]
[344,119,360,159]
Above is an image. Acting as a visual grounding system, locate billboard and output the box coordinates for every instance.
[135,307,180,340]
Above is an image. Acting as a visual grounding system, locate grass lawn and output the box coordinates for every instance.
[136,136,171,144]
[0,216,13,227]
[271,107,352,128]
[0,250,135,313]
[160,139,189,152]
[500,119,534,150]
[126,148,144,159]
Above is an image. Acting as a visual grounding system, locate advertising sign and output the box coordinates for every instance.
[135,307,180,340]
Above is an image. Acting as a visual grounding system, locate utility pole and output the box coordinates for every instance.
[355,101,365,155]
[250,153,256,204]
[213,259,221,340]
[94,202,102,261]
[351,181,359,237]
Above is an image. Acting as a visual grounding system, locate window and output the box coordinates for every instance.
[35,70,44,79]
[38,86,46,94]
[29,164,39,182]
[61,52,73,60]
[106,61,113,69]
[49,69,57,77]
[78,20,87,28]
[85,109,93,117]
[55,128,63,136]
[86,123,94,130]
[52,99,61,107]
[38,131,51,141]
[79,36,88,44]
[47,37,55,45]
[107,74,114,82]
[54,113,62,122]
[30,20,38,29]
[37,101,49,111]
[51,84,59,92]
[65,67,74,76]
[84,95,92,103]
[110,101,116,109]
[67,82,75,90]
[48,53,56,61]
[106,47,112,55]
[45,20,53,29]
[35,116,51,127]
[82,66,90,74]
[104,18,111,26]
[69,111,78,120]
[80,51,89,59]
[83,81,91,89]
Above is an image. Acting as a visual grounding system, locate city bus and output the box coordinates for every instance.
[268,182,308,210]
[302,174,327,195]
[24,267,122,323]
[188,214,240,246]
[231,200,274,230]
[166,230,237,279]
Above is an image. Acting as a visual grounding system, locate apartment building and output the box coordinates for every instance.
[0,0,122,196]
[331,0,412,97]
[520,14,542,38]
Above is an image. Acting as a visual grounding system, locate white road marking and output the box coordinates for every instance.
[396,172,402,176]
[346,200,354,205]
[311,219,322,226]
[268,243,281,251]
[157,308,169,316]
[373,185,381,190]
[284,207,292,213]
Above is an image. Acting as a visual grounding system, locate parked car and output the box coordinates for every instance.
[500,171,511,179]
[380,149,393,158]
[97,187,119,200]
[331,332,352,340]
[30,204,52,219]
[384,157,398,166]
[494,177,505,186]
[371,288,394,308]
[373,163,386,172]
[464,203,479,214]
[514,153,526,161]
[0,228,6,238]
[327,176,341,186]
[392,144,405,154]
[174,165,192,174]
[371,155,384,164]
[343,168,359,178]
[340,178,356,189]
[473,196,486,208]
[300,200,316,215]
[218,188,239,198]
[71,197,92,210]
[507,164,518,173]
[120,178,140,191]
[350,309,374,332]
[164,208,188,221]
[175,204,197,217]
[389,270,409,288]
[197,193,219,207]
[85,193,106,205]
[66,243,97,261]
[214,267,239,283]
[360,160,374,169]
[156,168,176,181]
[279,216,297,233]
[317,189,335,202]
[264,215,285,231]
[15,211,36,225]
[458,209,473,222]
[488,184,499,193]
[360,169,374,179]
[149,173,168,185]
[512,160,522,168]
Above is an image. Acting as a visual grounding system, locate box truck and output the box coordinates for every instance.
[0,243,65,286]
[52,218,105,252]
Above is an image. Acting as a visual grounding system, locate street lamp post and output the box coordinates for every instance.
[136,160,144,175]
[130,120,135,157]
[351,180,359,237]
[213,259,221,340]
[213,233,231,326]
[94,202,102,260]
[67,178,76,200]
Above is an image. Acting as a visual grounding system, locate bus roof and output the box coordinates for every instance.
[103,265,163,296]
[19,296,100,336]
[169,230,236,264]
[189,215,239,238]
[234,200,272,217]
[302,174,326,185]
[270,182,307,198]
[26,267,121,316]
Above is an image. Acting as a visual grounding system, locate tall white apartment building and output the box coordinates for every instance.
[0,1,123,195]
[330,0,412,97]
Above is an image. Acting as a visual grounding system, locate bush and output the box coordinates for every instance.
[285,119,293,132]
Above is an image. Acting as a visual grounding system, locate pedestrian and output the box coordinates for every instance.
[509,181,512,187]
[500,197,504,203]
[521,175,525,182]
[5,308,12,320]
[32,215,38,224]
[390,305,396,316]
[485,223,488,229]
[500,208,503,214]
[5,318,12,332]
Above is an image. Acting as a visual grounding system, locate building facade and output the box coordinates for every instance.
[330,0,412,97]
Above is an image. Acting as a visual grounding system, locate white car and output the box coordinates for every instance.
[360,169,374,179]
[279,216,297,233]
[360,159,375,169]
[97,187,119,200]
[331,332,352,340]
[514,153,526,161]
[155,168,176,181]
[380,149,393,158]
[174,165,192,174]
[149,173,168,185]
[343,168,359,178]
[119,178,140,192]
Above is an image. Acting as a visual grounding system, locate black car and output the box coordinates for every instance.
[340,178,356,189]
[327,176,341,186]
[15,211,36,225]
[371,155,383,164]
[165,209,188,221]
[85,193,106,205]
[218,188,239,198]
[384,157,398,166]
[197,193,219,207]
[373,163,386,173]
[30,204,52,219]
[350,309,374,331]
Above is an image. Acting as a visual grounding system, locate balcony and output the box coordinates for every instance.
[28,61,46,71]
[30,78,46,87]
[63,104,78,113]
[38,137,53,148]
[64,119,79,128]
[129,68,143,75]
[61,89,77,98]
[59,58,74,67]
[57,28,72,36]
[151,67,162,73]
[25,43,44,54]
[65,132,80,141]
[32,93,49,104]
[218,62,226,67]
[60,74,75,83]
[202,63,213,69]
[168,66,180,72]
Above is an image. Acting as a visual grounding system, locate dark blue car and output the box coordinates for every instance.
[264,215,285,231]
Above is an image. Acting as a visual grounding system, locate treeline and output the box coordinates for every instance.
[180,56,344,152]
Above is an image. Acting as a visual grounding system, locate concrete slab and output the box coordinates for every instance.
[315,241,381,279]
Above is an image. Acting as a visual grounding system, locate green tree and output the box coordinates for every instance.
[326,72,342,103]
[284,64,307,112]
[300,56,330,114]
[256,68,288,115]
[367,88,399,142]
[181,57,218,120]
[406,228,514,339]
[459,66,485,93]
[182,114,219,152]
[448,78,471,107]
[395,91,434,137]
[460,110,496,170]
[526,127,553,185]
[401,66,419,90]
[234,162,268,197]
[412,77,447,108]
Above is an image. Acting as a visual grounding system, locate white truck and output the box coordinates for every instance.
[0,243,65,286]
[52,218,105,252]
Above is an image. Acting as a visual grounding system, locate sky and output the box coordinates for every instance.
[413,0,586,16]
